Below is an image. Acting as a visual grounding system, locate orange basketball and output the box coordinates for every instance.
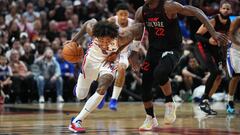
[62,41,84,63]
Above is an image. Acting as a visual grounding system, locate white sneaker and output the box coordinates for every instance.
[57,96,64,103]
[139,115,159,131]
[164,102,176,124]
[173,95,183,102]
[39,96,45,103]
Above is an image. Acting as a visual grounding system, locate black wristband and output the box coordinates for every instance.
[195,34,209,44]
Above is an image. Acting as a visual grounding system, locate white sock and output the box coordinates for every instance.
[227,94,234,102]
[111,86,122,100]
[73,92,104,123]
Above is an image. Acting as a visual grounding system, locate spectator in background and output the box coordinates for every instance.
[34,47,64,103]
[56,48,75,102]
[0,55,12,104]
[0,31,10,55]
[182,54,209,99]
[7,20,20,46]
[5,40,24,60]
[9,50,35,103]
[73,0,88,22]
[20,42,35,70]
[46,20,59,42]
[5,2,21,26]
[36,0,49,12]
[0,15,7,30]
[23,2,40,23]
[48,0,66,21]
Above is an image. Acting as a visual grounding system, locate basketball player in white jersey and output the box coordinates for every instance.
[67,19,143,133]
[97,3,135,111]
[226,16,240,114]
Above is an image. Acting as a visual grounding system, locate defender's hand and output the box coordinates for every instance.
[212,32,229,46]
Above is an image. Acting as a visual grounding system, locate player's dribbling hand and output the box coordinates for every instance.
[63,40,72,46]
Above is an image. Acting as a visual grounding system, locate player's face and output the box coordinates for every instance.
[98,36,114,51]
[116,10,129,26]
[219,3,232,16]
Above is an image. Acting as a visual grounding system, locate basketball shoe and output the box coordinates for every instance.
[164,101,176,124]
[199,100,217,115]
[68,117,86,133]
[109,98,118,111]
[226,101,235,114]
[139,115,159,131]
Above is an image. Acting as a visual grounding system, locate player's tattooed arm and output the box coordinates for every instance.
[118,23,144,47]
[72,18,97,42]
[229,17,240,45]
[165,1,228,43]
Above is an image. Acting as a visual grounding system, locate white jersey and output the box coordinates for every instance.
[114,16,134,66]
[86,38,118,62]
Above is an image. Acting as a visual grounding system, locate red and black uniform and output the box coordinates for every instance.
[141,0,182,102]
[195,15,230,100]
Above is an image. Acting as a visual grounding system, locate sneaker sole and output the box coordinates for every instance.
[68,125,86,133]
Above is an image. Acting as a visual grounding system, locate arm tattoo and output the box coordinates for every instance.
[118,23,144,47]
[72,19,97,42]
[97,74,114,94]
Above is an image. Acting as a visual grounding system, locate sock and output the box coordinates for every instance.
[227,94,234,102]
[111,86,122,100]
[73,92,104,123]
[165,95,173,103]
[201,94,209,100]
[145,107,155,118]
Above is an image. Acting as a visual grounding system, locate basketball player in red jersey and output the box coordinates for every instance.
[129,0,228,131]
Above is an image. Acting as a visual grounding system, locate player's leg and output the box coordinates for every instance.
[139,58,159,131]
[69,59,99,133]
[70,63,116,133]
[197,47,223,115]
[153,51,180,124]
[109,53,129,110]
[226,46,240,114]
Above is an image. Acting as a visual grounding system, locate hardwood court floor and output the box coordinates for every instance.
[0,102,240,135]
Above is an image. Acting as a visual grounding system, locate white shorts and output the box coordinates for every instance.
[75,54,117,99]
[226,43,240,77]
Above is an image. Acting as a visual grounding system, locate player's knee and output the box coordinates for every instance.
[76,87,88,100]
[153,68,169,85]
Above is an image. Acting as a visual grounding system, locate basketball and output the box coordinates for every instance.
[62,41,84,63]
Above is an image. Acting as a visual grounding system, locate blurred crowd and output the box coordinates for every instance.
[0,0,239,104]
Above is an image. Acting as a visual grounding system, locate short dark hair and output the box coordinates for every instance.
[115,3,129,12]
[220,0,231,7]
[93,21,119,39]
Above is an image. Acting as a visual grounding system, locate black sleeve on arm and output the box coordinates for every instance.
[195,33,209,44]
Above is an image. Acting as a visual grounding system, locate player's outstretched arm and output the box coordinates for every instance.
[229,17,240,45]
[165,1,228,44]
[72,18,98,42]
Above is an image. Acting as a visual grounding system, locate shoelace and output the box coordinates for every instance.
[75,120,82,127]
